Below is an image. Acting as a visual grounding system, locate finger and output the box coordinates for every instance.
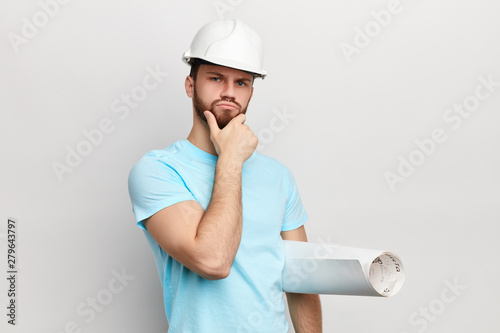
[204,111,220,133]
[232,113,247,124]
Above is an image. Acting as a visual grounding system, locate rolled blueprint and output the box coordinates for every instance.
[282,240,405,297]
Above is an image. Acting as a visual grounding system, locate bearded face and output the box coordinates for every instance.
[190,64,254,129]
[192,86,249,129]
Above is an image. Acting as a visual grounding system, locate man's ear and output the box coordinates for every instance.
[185,76,194,98]
[248,86,254,103]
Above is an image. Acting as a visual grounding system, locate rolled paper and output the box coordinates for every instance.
[282,240,405,297]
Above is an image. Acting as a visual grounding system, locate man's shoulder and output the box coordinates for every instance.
[129,141,186,175]
[136,141,184,163]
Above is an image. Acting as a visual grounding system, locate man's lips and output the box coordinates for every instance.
[216,102,239,111]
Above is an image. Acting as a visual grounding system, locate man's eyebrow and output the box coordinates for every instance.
[206,71,223,76]
[206,71,252,82]
[238,77,253,83]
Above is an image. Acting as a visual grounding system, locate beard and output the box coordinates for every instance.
[193,87,249,129]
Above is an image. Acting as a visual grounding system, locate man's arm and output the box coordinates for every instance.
[144,112,257,280]
[281,226,323,333]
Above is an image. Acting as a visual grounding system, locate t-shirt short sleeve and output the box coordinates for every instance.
[281,167,308,232]
[128,152,195,230]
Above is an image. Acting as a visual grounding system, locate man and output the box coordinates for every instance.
[128,19,322,332]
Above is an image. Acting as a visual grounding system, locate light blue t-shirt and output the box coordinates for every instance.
[128,139,308,332]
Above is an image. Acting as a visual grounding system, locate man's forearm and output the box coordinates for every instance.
[287,293,322,333]
[189,111,255,279]
[194,156,243,276]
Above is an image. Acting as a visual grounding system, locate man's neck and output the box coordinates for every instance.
[187,110,218,156]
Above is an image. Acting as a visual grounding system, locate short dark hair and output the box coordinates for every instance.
[189,59,215,81]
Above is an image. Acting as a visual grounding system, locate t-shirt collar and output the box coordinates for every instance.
[181,139,218,164]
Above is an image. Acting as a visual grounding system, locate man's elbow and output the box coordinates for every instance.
[201,268,230,280]
[196,258,232,280]
[171,243,233,280]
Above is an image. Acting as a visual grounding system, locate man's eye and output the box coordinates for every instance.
[236,81,246,87]
[211,77,220,82]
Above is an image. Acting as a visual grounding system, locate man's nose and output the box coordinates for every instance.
[220,81,236,99]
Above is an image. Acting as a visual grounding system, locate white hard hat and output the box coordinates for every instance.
[182,19,267,78]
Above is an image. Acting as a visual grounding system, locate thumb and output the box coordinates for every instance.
[204,111,220,134]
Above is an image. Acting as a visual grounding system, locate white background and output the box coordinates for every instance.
[1,0,499,332]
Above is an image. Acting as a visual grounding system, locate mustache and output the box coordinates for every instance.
[209,98,242,111]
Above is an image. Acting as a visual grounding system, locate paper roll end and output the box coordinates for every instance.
[368,252,405,297]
